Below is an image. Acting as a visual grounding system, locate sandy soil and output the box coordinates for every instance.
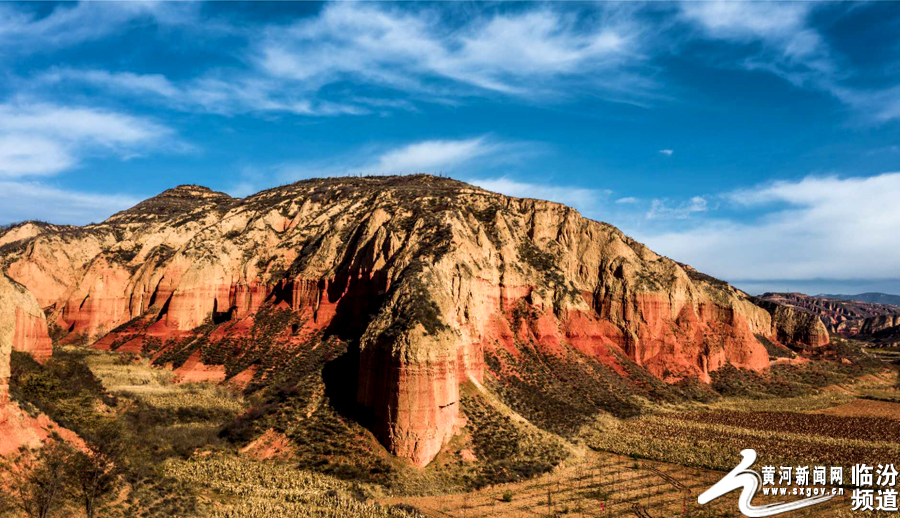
[816,398,900,420]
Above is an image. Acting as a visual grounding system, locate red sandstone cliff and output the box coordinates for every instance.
[0,271,57,454]
[1,176,791,466]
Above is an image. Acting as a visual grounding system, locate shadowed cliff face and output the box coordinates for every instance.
[0,175,783,466]
[753,298,830,351]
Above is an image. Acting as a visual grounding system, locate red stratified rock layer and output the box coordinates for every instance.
[358,351,461,467]
[1,272,57,455]
[0,176,788,467]
[13,306,52,363]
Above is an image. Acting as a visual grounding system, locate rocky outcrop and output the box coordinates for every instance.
[0,271,56,454]
[1,272,52,368]
[837,314,900,335]
[753,298,830,350]
[757,292,900,333]
[1,176,783,467]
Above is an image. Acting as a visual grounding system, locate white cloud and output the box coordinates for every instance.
[680,2,814,43]
[637,173,900,280]
[259,3,651,100]
[659,149,673,156]
[372,138,498,174]
[0,2,199,54]
[646,196,707,220]
[470,177,609,217]
[0,181,139,225]
[679,0,831,79]
[37,67,373,117]
[27,4,658,116]
[39,68,181,98]
[0,136,73,177]
[0,102,173,177]
[679,1,900,124]
[616,196,638,204]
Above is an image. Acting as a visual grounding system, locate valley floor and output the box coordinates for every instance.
[9,343,897,517]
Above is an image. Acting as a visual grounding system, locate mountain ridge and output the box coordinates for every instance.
[818,292,900,307]
[0,174,830,466]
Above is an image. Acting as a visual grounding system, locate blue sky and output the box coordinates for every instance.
[2,1,900,295]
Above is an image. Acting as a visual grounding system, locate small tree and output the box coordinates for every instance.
[66,444,118,518]
[1,441,71,518]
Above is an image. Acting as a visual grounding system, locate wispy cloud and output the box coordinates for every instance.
[372,138,499,174]
[659,149,673,156]
[0,102,175,178]
[679,1,900,124]
[638,173,900,280]
[645,196,707,220]
[0,2,199,54]
[258,3,654,101]
[0,180,139,224]
[25,2,661,117]
[36,67,373,117]
[680,1,832,79]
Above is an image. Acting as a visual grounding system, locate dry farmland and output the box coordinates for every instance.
[382,449,858,517]
[386,372,900,517]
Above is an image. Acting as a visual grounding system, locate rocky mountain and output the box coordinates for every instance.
[750,296,830,350]
[0,270,59,454]
[756,292,900,346]
[0,175,832,466]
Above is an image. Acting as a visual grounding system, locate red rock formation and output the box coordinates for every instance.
[0,272,58,455]
[0,176,790,467]
[13,306,52,363]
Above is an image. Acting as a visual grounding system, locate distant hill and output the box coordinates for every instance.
[756,292,900,346]
[818,292,900,307]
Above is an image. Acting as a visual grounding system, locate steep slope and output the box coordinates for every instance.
[752,296,830,351]
[0,272,57,454]
[1,175,783,466]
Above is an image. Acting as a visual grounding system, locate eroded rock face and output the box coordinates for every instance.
[1,273,52,368]
[753,298,830,350]
[0,272,55,454]
[0,176,784,466]
[757,292,900,333]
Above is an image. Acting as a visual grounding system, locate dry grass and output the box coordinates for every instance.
[85,351,244,414]
[164,454,421,517]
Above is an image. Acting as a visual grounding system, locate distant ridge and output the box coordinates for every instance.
[817,292,900,307]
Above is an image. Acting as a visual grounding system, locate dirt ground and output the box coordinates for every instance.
[815,398,900,419]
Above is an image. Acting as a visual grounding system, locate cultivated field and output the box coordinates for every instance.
[382,371,900,517]
[381,449,861,517]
